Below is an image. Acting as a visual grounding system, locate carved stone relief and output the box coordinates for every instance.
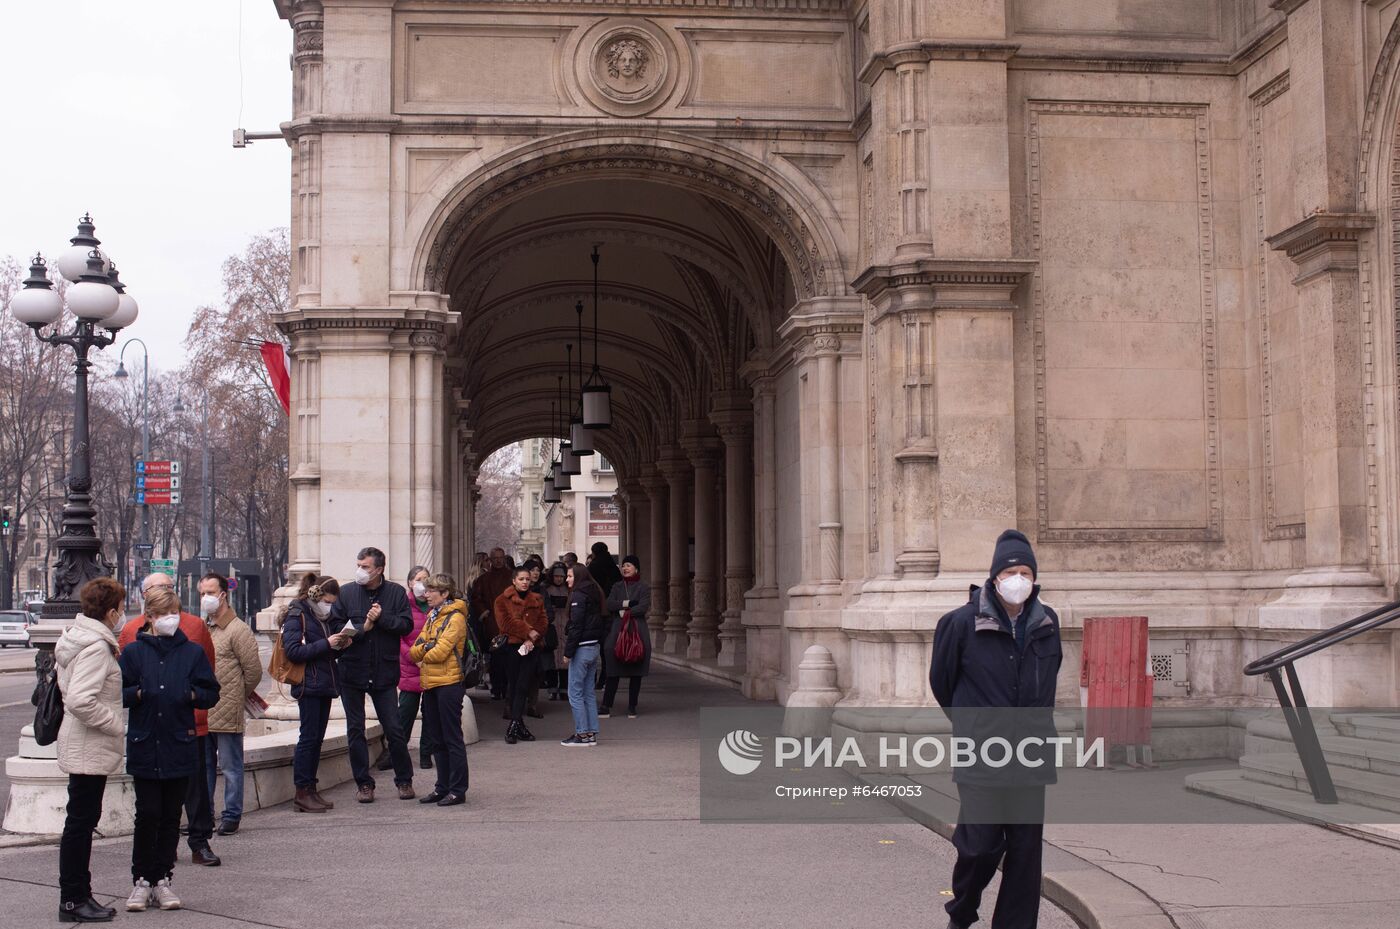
[574,18,680,117]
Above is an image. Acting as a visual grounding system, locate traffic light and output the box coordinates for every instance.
[1,507,10,533]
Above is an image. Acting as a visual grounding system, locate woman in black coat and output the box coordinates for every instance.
[561,562,608,747]
[119,587,219,912]
[281,573,349,813]
[602,555,652,719]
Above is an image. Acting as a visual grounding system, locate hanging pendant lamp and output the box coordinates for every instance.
[543,398,563,502]
[569,306,596,456]
[582,245,613,429]
[560,349,583,475]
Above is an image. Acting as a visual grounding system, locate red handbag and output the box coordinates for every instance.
[615,612,645,664]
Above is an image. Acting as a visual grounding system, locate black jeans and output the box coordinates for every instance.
[946,784,1045,929]
[505,647,539,723]
[602,676,643,712]
[294,696,333,788]
[398,689,435,762]
[59,774,106,903]
[341,684,412,788]
[183,735,213,850]
[421,683,469,795]
[132,777,188,885]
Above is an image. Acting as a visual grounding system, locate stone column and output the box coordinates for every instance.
[711,395,754,668]
[1267,0,1371,571]
[410,333,440,571]
[814,338,843,588]
[750,373,779,597]
[682,421,723,659]
[640,465,670,650]
[657,447,692,655]
[620,477,649,562]
[286,331,322,578]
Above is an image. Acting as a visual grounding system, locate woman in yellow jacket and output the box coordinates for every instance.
[408,574,469,807]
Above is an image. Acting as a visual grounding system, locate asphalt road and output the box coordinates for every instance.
[0,665,36,811]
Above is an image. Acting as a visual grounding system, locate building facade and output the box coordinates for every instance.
[269,0,1400,708]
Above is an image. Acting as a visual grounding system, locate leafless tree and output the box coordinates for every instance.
[475,443,523,554]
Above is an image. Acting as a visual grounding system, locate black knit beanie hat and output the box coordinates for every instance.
[989,529,1037,580]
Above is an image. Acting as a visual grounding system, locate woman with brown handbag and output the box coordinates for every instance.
[280,573,349,812]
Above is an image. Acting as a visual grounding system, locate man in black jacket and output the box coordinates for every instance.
[930,529,1062,929]
[329,547,416,803]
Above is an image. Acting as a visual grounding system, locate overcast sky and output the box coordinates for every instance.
[0,1,292,373]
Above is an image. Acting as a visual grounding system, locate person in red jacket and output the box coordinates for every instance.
[119,574,221,868]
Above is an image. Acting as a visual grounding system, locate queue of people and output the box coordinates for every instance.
[51,544,656,922]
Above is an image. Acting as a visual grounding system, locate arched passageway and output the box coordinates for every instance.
[426,135,862,697]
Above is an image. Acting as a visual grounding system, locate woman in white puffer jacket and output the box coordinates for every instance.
[54,576,127,924]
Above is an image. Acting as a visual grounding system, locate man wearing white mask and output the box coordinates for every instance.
[198,573,262,835]
[118,573,221,868]
[329,547,416,803]
[930,530,1062,929]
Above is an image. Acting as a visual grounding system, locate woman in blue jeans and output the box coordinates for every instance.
[561,563,608,747]
[281,573,349,811]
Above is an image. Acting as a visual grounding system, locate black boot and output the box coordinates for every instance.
[59,898,115,923]
[504,721,518,745]
[420,754,433,770]
[516,723,536,742]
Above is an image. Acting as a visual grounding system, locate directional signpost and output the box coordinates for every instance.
[150,558,176,575]
[135,461,182,506]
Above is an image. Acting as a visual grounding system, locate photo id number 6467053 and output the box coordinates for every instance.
[851,784,923,799]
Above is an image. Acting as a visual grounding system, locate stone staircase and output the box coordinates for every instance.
[1186,712,1400,846]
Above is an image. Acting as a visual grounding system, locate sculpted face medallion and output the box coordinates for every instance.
[575,20,679,116]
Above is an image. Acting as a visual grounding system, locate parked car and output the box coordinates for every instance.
[0,610,30,648]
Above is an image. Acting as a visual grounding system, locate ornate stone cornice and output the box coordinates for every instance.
[859,40,1020,84]
[1268,0,1308,14]
[1266,211,1375,284]
[854,258,1036,318]
[680,420,722,462]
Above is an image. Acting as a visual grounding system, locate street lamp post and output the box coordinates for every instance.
[5,215,140,623]
[114,338,151,583]
[173,392,212,579]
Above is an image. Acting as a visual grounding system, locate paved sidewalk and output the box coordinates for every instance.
[886,761,1400,929]
[0,668,1078,929]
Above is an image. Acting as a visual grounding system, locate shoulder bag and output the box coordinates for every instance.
[31,651,63,746]
[269,604,307,685]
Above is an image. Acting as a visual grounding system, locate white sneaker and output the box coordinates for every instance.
[152,877,181,910]
[126,879,152,912]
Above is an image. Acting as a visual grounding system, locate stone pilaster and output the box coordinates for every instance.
[682,420,724,659]
[657,447,692,655]
[855,259,1033,577]
[778,299,864,592]
[711,393,754,669]
[639,465,670,649]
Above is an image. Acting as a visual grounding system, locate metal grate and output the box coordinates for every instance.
[1151,654,1172,680]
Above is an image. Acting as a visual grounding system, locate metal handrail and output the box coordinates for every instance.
[1244,599,1400,676]
[1239,597,1400,806]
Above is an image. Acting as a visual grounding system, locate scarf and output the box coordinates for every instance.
[621,575,641,624]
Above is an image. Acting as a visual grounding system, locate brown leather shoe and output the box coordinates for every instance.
[311,789,334,809]
[294,787,327,813]
[356,785,375,804]
[397,784,416,800]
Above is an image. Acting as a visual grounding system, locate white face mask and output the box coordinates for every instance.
[200,595,221,617]
[152,614,181,637]
[412,581,427,600]
[995,574,1034,607]
[354,566,372,586]
[311,600,332,619]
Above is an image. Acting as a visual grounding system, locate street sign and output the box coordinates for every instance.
[134,542,154,554]
[150,558,176,574]
[228,577,239,591]
[136,460,181,476]
[136,491,182,506]
[136,475,181,491]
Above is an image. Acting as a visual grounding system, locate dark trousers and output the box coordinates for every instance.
[132,777,188,885]
[341,683,412,788]
[602,676,642,712]
[946,785,1045,929]
[293,696,333,788]
[489,648,508,698]
[183,735,213,850]
[398,690,436,762]
[59,774,106,903]
[421,683,469,795]
[505,647,539,722]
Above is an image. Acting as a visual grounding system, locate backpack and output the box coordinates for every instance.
[268,603,306,685]
[31,652,64,745]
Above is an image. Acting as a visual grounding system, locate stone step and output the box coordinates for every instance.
[1240,752,1400,814]
[1331,714,1400,744]
[1185,769,1400,850]
[1244,719,1400,776]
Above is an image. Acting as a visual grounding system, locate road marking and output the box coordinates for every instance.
[0,699,31,710]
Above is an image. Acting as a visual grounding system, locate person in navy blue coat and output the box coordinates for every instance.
[930,529,1062,929]
[281,572,349,812]
[118,587,219,911]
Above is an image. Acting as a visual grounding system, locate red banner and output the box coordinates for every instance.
[260,341,291,415]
